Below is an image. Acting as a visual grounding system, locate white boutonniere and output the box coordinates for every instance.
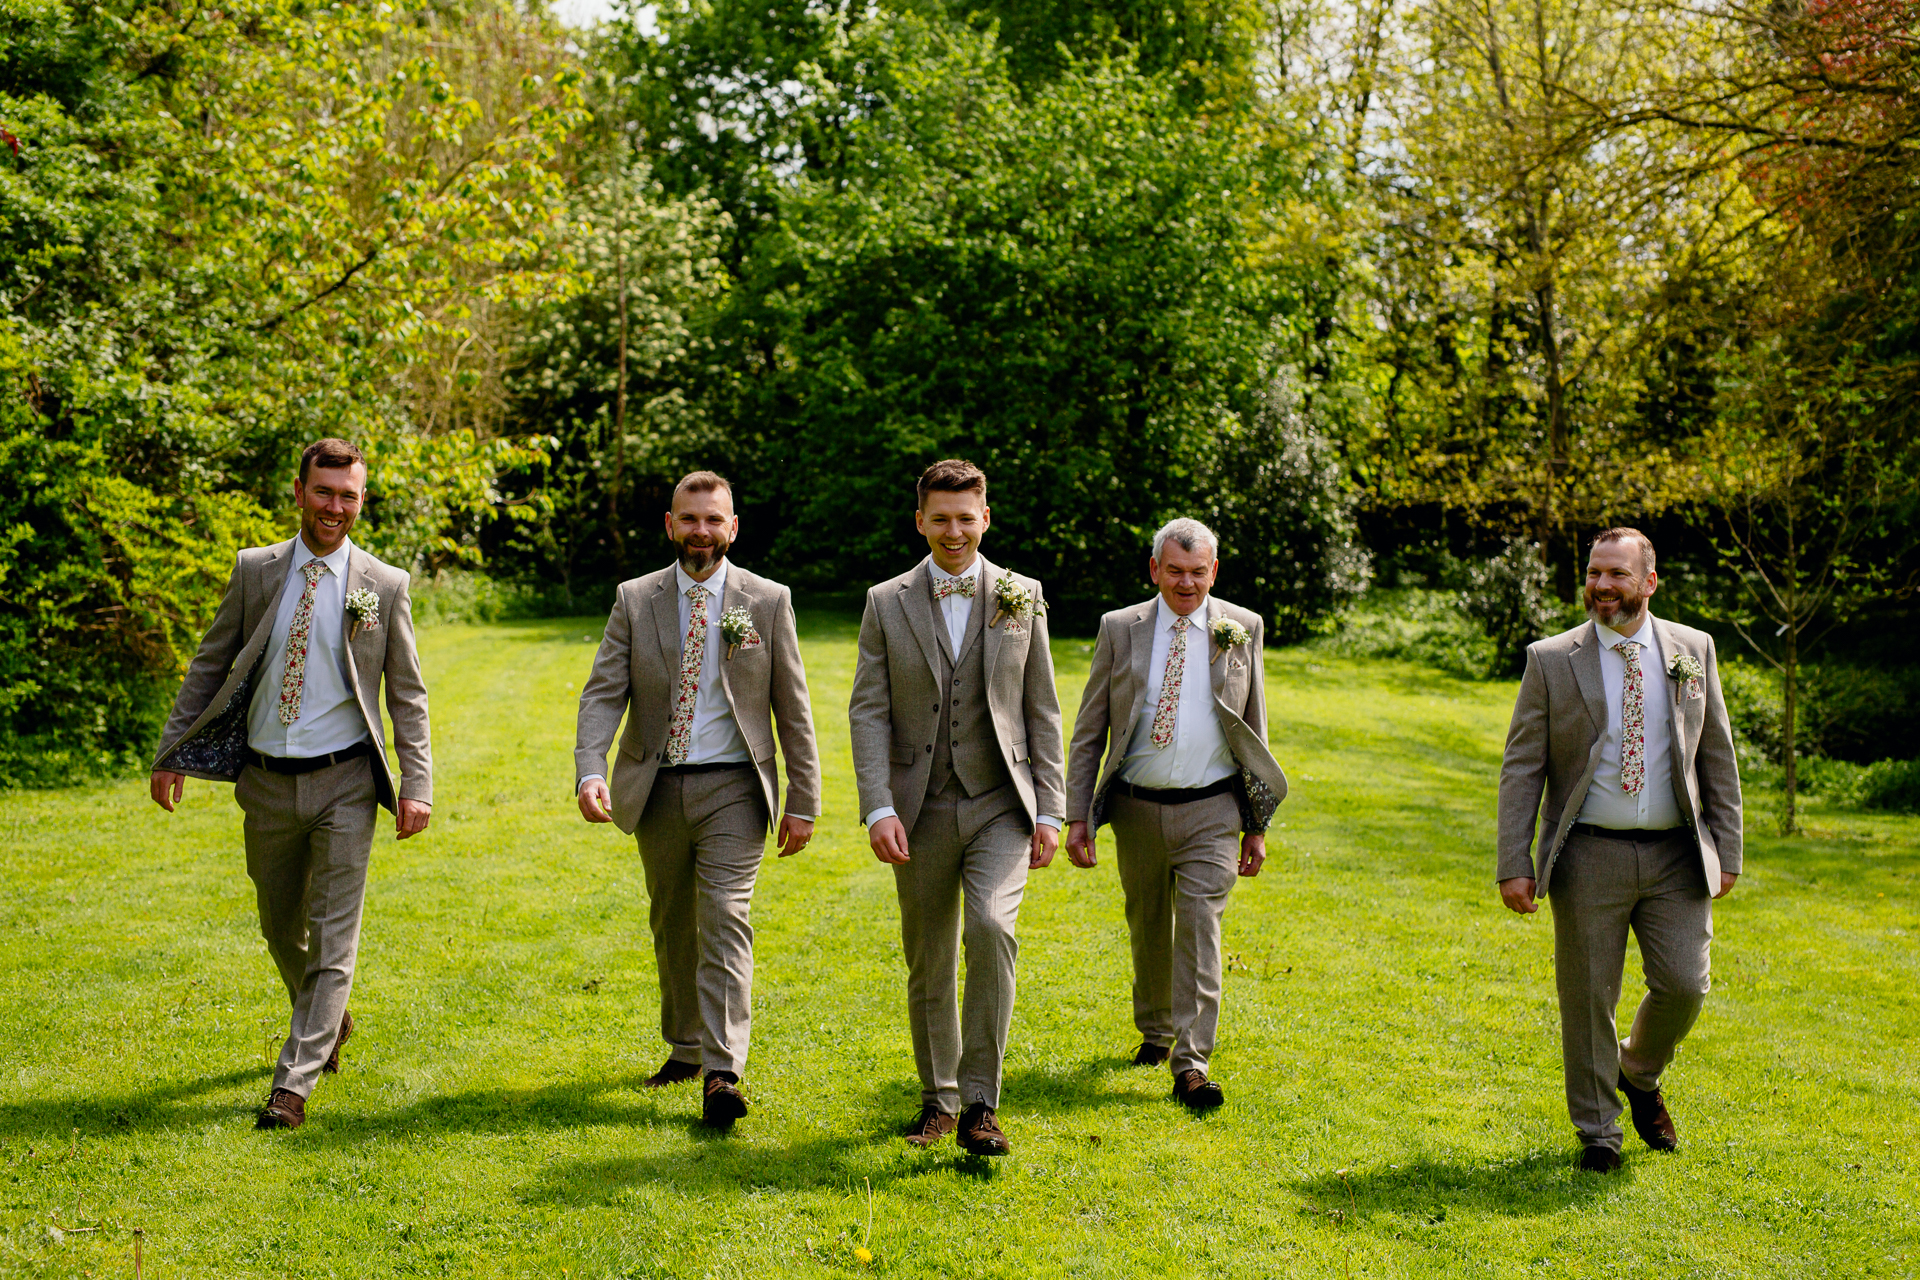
[720,605,761,659]
[345,588,380,638]
[1668,651,1704,698]
[1209,615,1251,665]
[989,573,1042,631]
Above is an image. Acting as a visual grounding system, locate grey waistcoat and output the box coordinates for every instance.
[927,584,1013,801]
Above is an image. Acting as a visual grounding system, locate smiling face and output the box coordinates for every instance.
[293,463,366,557]
[666,484,737,580]
[916,489,990,575]
[1149,539,1218,616]
[1584,537,1657,631]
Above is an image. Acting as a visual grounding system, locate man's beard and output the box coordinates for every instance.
[1585,582,1648,629]
[676,532,730,574]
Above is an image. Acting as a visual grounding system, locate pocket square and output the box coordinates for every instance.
[1229,658,1247,671]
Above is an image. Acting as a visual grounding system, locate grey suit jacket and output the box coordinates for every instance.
[1065,594,1287,834]
[152,538,433,812]
[848,555,1066,836]
[574,561,820,836]
[1497,616,1743,896]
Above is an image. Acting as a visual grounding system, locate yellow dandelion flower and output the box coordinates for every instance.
[854,1246,873,1265]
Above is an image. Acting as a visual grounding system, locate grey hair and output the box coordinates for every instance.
[1151,517,1219,562]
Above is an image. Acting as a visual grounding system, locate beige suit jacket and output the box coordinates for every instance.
[1065,594,1287,834]
[574,561,820,835]
[152,538,433,812]
[1497,616,1743,896]
[848,555,1066,835]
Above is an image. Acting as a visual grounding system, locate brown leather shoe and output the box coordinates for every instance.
[1172,1069,1224,1110]
[903,1106,957,1148]
[255,1088,306,1130]
[322,1010,354,1075]
[957,1102,1011,1156]
[1578,1144,1623,1173]
[1132,1042,1171,1067]
[702,1072,747,1127]
[644,1058,702,1088]
[1619,1072,1679,1151]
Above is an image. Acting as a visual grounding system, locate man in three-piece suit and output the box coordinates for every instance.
[1498,527,1743,1172]
[150,437,433,1131]
[575,471,821,1128]
[849,458,1065,1156]
[1064,518,1286,1109]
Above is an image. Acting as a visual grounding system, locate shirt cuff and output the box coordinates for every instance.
[577,774,605,794]
[1036,815,1061,831]
[864,806,898,827]
[785,813,814,823]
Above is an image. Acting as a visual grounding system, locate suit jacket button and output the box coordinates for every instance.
[926,745,933,753]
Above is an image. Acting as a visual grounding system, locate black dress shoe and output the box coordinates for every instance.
[957,1102,1011,1156]
[1172,1069,1224,1111]
[903,1106,957,1148]
[322,1010,354,1075]
[255,1087,306,1130]
[702,1072,747,1127]
[1578,1145,1623,1173]
[644,1058,702,1088]
[1619,1072,1679,1151]
[1132,1042,1171,1067]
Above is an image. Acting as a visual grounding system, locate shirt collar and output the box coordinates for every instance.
[1156,593,1207,631]
[929,557,978,584]
[675,558,729,598]
[1596,613,1656,650]
[296,534,352,578]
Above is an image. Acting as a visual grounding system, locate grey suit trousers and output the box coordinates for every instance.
[636,767,768,1077]
[895,778,1031,1113]
[235,756,379,1098]
[1549,829,1712,1151]
[1110,790,1241,1077]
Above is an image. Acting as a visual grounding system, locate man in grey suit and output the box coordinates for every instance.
[575,471,820,1128]
[1064,518,1286,1109]
[150,437,433,1131]
[849,458,1065,1156]
[1498,527,1743,1172]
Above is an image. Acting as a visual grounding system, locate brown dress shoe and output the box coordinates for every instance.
[256,1088,306,1130]
[702,1072,747,1127]
[644,1058,702,1088]
[957,1102,1011,1156]
[1172,1069,1224,1111]
[904,1106,957,1148]
[1578,1144,1623,1173]
[1132,1043,1171,1067]
[322,1010,354,1075]
[1619,1072,1678,1151]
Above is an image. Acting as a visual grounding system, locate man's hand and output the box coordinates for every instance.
[870,815,911,865]
[1030,823,1059,870]
[1499,876,1539,914]
[578,778,614,824]
[776,814,814,858]
[1065,821,1097,868]
[150,770,186,813]
[1715,871,1738,899]
[396,799,431,840]
[1238,832,1266,878]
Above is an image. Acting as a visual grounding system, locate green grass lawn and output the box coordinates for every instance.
[3,611,1917,1278]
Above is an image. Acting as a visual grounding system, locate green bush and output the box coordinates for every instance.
[410,570,606,627]
[1712,658,1919,767]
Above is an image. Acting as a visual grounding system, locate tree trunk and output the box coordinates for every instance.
[1781,623,1798,836]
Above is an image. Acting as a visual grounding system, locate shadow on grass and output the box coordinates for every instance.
[0,1066,274,1139]
[1291,1152,1618,1231]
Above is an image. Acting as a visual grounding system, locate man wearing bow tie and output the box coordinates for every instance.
[575,471,821,1129]
[848,459,1065,1155]
[1497,528,1743,1172]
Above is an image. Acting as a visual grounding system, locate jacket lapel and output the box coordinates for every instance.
[1651,616,1693,759]
[898,559,945,679]
[1207,597,1228,699]
[1126,599,1156,727]
[239,540,298,674]
[976,555,1001,684]
[651,570,685,669]
[716,566,747,712]
[1570,622,1608,735]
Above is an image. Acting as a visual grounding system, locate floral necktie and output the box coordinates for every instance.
[932,573,975,600]
[666,583,710,765]
[1151,616,1190,749]
[1619,639,1646,796]
[276,559,328,726]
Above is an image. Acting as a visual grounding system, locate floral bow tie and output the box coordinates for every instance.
[932,575,976,601]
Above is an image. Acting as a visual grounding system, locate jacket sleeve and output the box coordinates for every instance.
[153,553,249,765]
[768,587,822,818]
[1064,617,1116,825]
[575,588,634,786]
[382,576,434,805]
[1021,582,1067,822]
[847,590,895,824]
[1693,635,1745,874]
[1496,644,1552,882]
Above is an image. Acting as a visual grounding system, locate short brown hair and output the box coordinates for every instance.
[300,437,365,481]
[1591,526,1656,574]
[672,470,733,504]
[916,458,987,509]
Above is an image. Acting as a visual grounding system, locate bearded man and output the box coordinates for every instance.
[575,471,820,1129]
[150,438,433,1131]
[1497,528,1743,1172]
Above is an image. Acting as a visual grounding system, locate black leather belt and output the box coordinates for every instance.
[1114,776,1237,805]
[1570,822,1685,842]
[657,761,754,776]
[246,741,371,775]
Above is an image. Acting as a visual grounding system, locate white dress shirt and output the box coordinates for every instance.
[1117,595,1238,790]
[1576,615,1683,831]
[864,555,1058,832]
[247,535,370,758]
